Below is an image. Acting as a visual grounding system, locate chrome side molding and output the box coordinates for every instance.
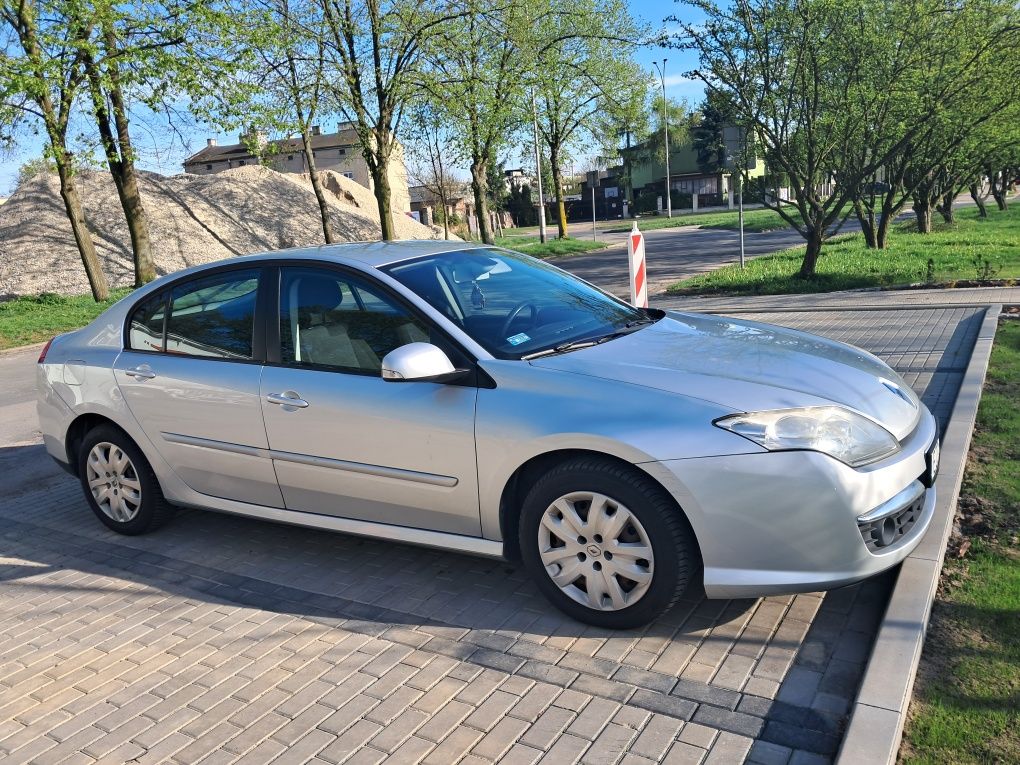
[161,432,458,488]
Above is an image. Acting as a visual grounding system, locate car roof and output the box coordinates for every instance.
[233,240,492,270]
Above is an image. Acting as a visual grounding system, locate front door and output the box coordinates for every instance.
[260,266,480,536]
[117,267,284,507]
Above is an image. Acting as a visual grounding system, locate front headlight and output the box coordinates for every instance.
[715,406,900,467]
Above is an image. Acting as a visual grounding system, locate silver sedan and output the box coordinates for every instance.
[37,242,939,628]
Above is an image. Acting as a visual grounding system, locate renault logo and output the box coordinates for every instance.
[586,544,602,557]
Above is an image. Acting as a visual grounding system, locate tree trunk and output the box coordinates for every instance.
[853,200,877,248]
[470,157,493,244]
[549,145,568,239]
[301,128,335,243]
[798,226,824,278]
[365,135,396,241]
[876,209,894,249]
[81,27,155,287]
[912,201,932,234]
[970,183,987,218]
[936,191,955,224]
[989,168,1008,210]
[87,93,154,286]
[371,162,395,240]
[56,164,110,301]
[105,59,154,284]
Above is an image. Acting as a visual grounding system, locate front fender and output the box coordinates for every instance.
[474,360,761,539]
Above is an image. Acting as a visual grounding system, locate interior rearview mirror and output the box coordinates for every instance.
[381,343,469,384]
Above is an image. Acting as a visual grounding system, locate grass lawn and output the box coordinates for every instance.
[496,235,609,259]
[0,289,133,351]
[900,318,1020,764]
[667,205,1020,295]
[604,206,801,234]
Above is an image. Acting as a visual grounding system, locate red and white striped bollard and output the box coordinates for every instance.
[628,222,648,308]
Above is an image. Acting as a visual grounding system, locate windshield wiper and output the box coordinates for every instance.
[521,338,602,361]
[521,318,658,360]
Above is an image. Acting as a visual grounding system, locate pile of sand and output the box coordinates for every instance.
[0,165,450,297]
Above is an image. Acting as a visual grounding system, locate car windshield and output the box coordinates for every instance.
[384,248,656,360]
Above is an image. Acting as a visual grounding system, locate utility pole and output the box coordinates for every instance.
[531,90,547,243]
[652,59,672,218]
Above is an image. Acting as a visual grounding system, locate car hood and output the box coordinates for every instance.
[530,312,921,440]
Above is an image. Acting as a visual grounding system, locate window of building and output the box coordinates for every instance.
[338,149,346,156]
[205,164,213,171]
[342,172,354,179]
[279,267,428,374]
[165,270,260,359]
[238,160,246,166]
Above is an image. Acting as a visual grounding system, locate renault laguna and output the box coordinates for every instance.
[37,242,938,628]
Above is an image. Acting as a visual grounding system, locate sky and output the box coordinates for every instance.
[0,0,705,196]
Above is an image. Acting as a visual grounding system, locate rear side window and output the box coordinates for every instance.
[165,270,260,359]
[127,292,167,352]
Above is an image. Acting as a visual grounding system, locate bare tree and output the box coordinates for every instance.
[406,104,460,239]
[244,0,336,242]
[317,0,463,240]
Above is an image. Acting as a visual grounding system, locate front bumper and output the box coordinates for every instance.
[645,406,938,598]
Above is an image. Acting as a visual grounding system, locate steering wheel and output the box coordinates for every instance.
[500,301,538,339]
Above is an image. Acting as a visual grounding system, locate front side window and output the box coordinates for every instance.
[127,292,167,352]
[280,267,429,373]
[165,270,259,359]
[384,249,647,359]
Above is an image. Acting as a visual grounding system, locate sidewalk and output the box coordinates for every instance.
[656,285,1020,313]
[0,300,991,765]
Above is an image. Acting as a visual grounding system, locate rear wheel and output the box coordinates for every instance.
[78,424,175,535]
[519,457,697,629]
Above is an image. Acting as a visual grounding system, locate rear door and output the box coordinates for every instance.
[259,265,480,535]
[117,266,284,507]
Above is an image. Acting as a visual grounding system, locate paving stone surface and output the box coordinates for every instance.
[0,305,983,764]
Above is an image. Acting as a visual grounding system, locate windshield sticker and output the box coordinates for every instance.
[506,333,530,346]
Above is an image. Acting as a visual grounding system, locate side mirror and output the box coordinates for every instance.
[381,343,469,384]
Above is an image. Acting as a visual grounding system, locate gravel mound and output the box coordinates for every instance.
[0,165,449,297]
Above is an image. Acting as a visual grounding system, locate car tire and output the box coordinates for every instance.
[77,424,175,535]
[519,456,697,629]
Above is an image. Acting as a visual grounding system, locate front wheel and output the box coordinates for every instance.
[78,424,175,535]
[519,457,697,629]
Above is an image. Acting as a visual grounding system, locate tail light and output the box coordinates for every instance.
[37,337,55,364]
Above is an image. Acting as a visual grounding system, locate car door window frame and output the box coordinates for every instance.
[264,262,490,388]
[121,263,272,365]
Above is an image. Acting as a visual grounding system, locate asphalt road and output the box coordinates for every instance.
[0,346,40,444]
[552,224,824,298]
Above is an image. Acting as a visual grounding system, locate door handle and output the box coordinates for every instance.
[121,366,156,380]
[266,392,309,409]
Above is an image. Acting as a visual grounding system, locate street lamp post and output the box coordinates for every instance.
[652,59,672,219]
[531,90,547,243]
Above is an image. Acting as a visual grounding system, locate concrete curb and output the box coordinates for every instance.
[0,340,47,357]
[836,304,1001,765]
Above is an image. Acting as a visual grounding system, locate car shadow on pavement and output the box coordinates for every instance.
[0,443,757,642]
[0,441,886,762]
